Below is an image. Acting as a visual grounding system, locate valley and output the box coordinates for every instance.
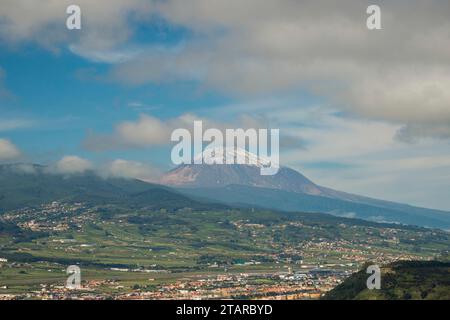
[1,163,450,299]
[1,200,449,299]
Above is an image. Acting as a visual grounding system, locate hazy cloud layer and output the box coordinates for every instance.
[0,118,36,131]
[52,156,161,182]
[101,159,161,182]
[270,104,450,210]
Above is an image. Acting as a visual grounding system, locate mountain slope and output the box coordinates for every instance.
[178,185,450,229]
[161,164,323,195]
[160,148,450,229]
[0,164,222,212]
[162,147,321,193]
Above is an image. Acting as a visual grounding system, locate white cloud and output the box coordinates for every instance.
[282,113,400,163]
[102,159,161,182]
[0,138,21,160]
[0,0,150,56]
[55,155,92,174]
[3,1,450,139]
[69,45,142,64]
[83,114,178,150]
[117,114,174,147]
[107,0,450,140]
[83,113,268,151]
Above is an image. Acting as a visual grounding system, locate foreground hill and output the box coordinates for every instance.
[323,260,450,300]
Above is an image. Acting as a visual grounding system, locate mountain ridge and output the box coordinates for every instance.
[159,149,450,229]
[0,163,225,213]
[2,161,450,230]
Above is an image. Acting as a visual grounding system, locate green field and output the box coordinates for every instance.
[1,201,449,298]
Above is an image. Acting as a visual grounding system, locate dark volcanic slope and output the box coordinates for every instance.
[160,158,450,229]
[0,164,223,212]
[178,184,450,229]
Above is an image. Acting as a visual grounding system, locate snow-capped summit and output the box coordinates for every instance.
[192,147,277,169]
[160,147,322,195]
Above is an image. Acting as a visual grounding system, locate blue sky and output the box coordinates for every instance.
[1,0,450,210]
[0,45,230,165]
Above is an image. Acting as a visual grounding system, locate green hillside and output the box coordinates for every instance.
[323,260,450,300]
[0,164,224,212]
